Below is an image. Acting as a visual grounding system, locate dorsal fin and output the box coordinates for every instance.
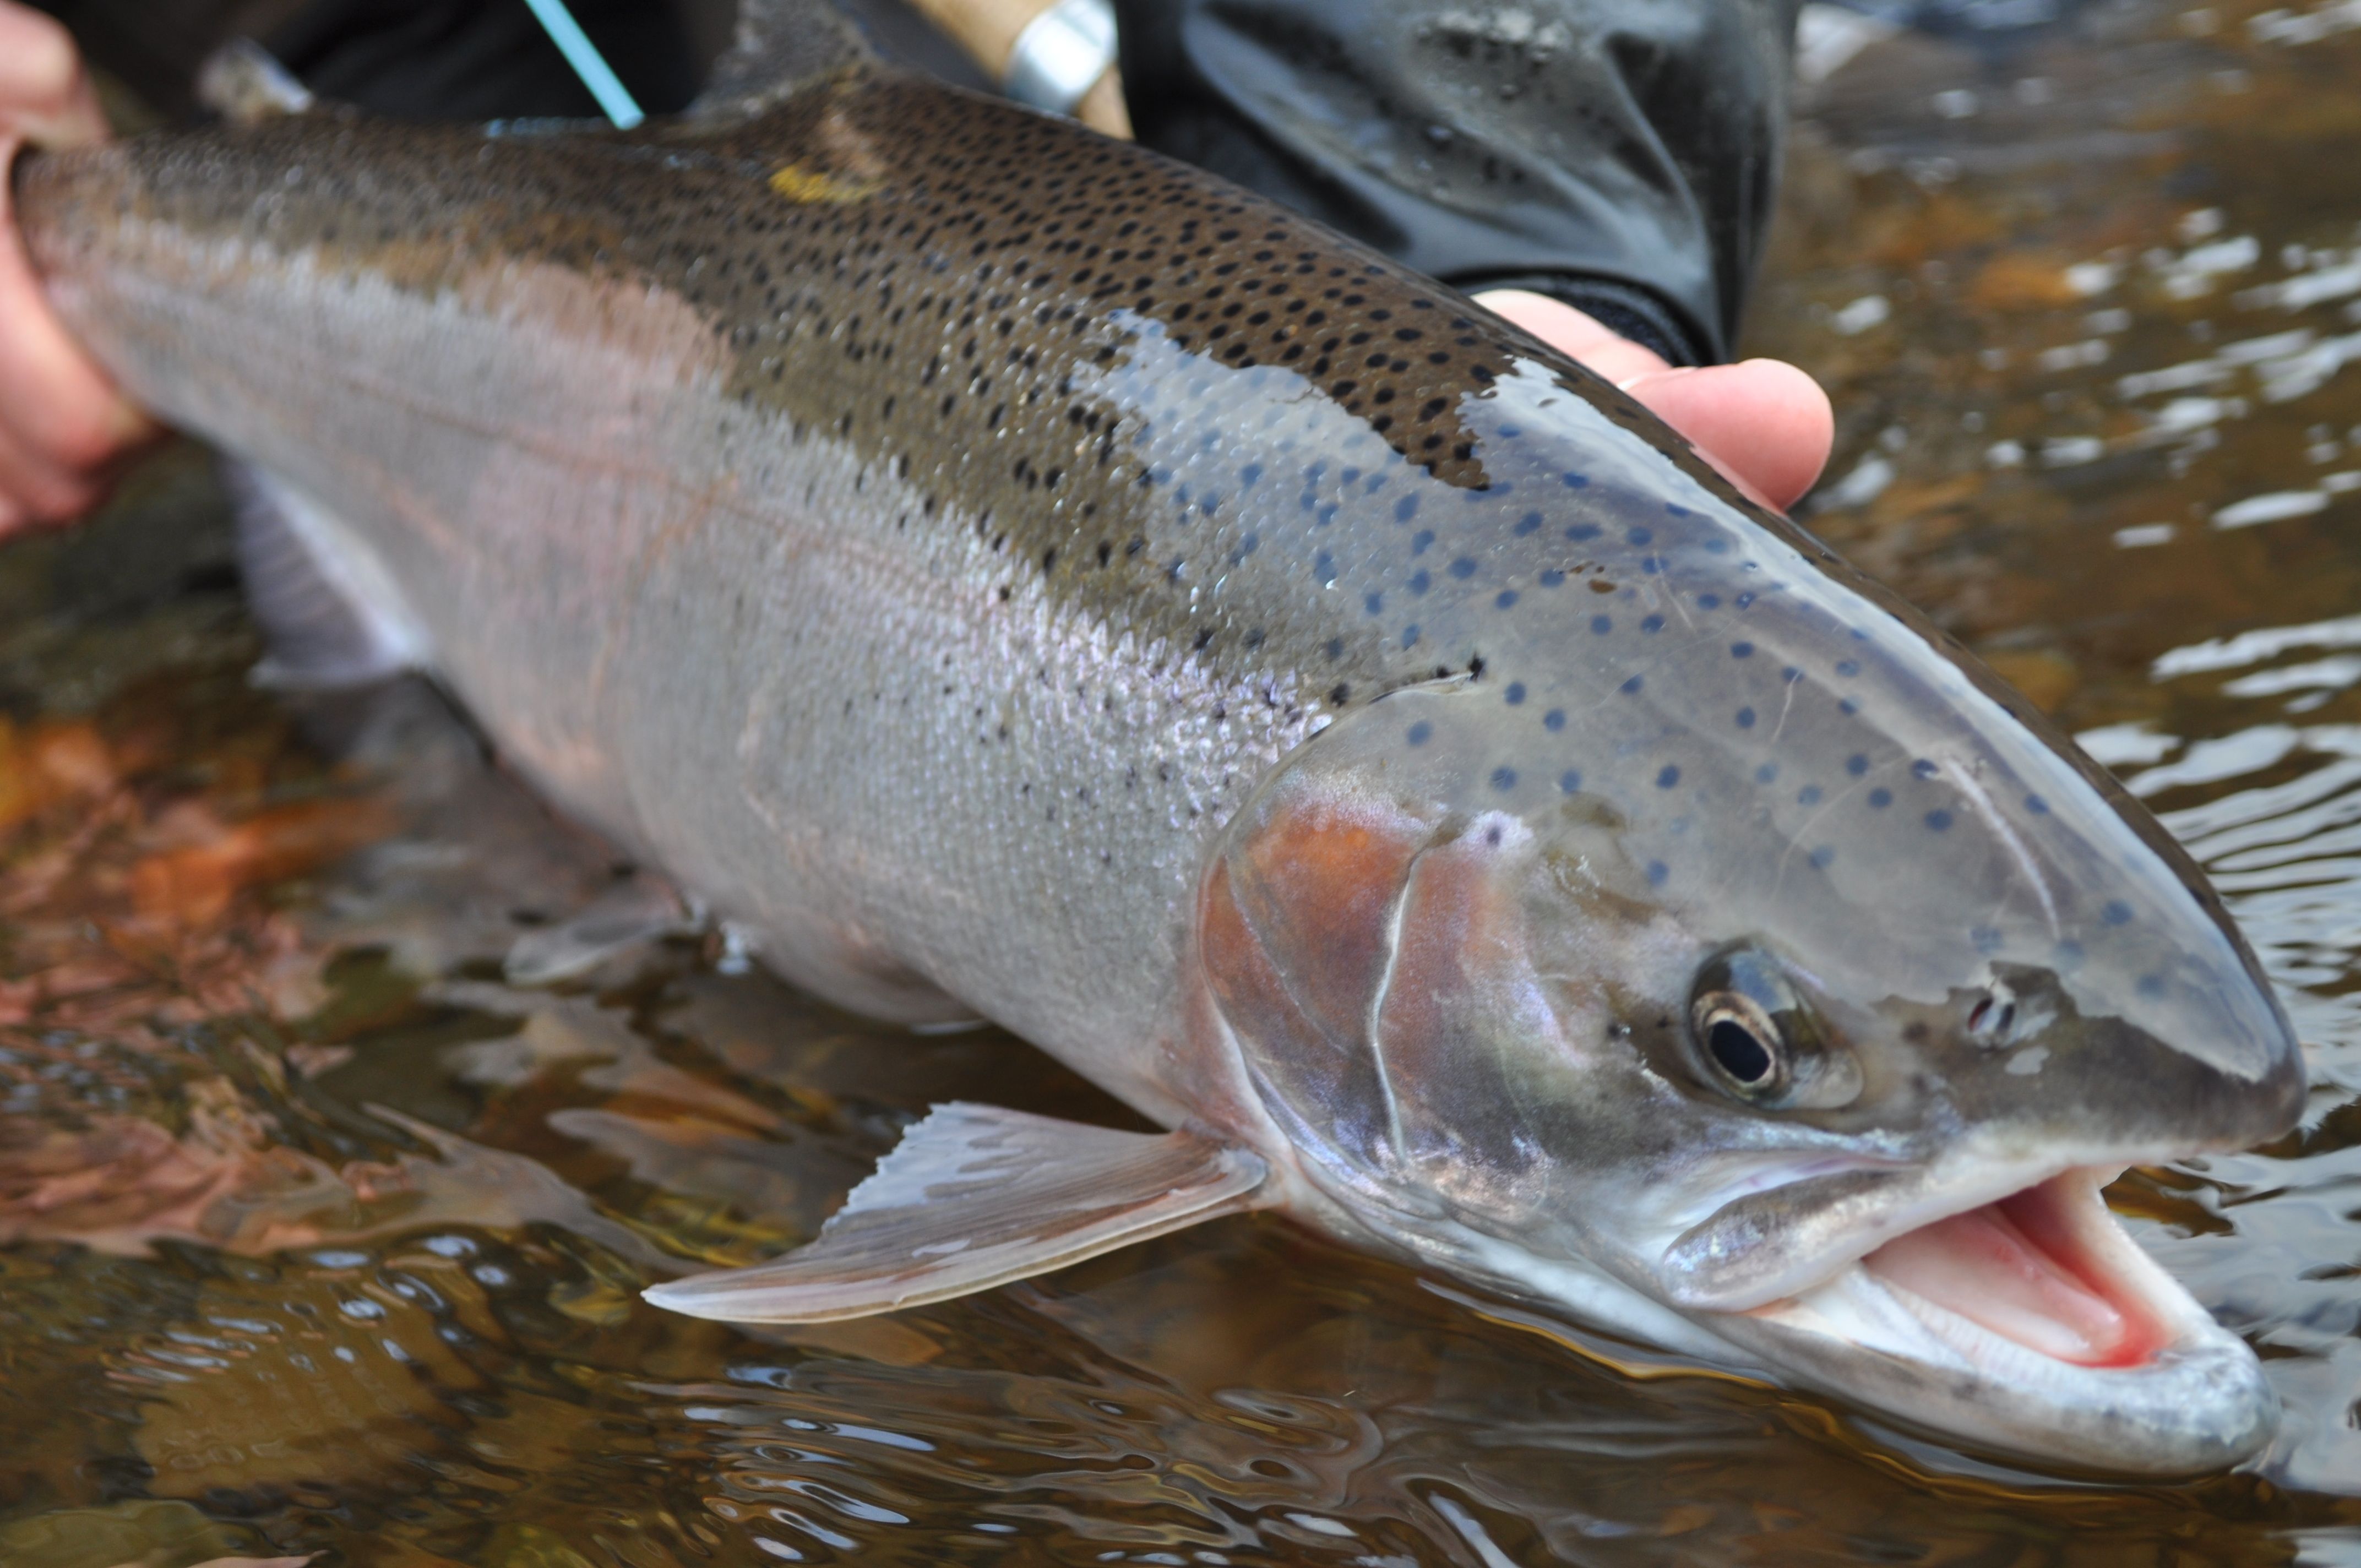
[689,0,879,122]
[195,39,317,124]
[643,1103,1267,1322]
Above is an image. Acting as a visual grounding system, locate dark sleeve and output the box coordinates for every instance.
[263,0,701,121]
[28,0,705,123]
[1109,0,1800,366]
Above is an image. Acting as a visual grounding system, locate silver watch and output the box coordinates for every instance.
[1002,0,1119,116]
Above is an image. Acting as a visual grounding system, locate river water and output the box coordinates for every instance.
[3,2,2360,1562]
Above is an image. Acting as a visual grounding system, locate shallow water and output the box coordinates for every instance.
[4,2,2361,1562]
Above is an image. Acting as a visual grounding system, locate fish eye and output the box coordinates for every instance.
[1687,945,1818,1102]
[1693,991,1788,1095]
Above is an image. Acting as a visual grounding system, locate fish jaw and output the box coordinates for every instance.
[1680,1164,2277,1474]
[1334,1148,2280,1475]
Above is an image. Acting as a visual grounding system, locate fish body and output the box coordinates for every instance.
[15,52,2302,1473]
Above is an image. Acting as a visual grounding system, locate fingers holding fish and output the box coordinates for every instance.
[1475,286,1834,513]
[0,2,107,149]
[0,0,155,535]
[1617,358,1835,513]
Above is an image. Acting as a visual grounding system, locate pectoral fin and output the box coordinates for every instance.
[643,1103,1267,1322]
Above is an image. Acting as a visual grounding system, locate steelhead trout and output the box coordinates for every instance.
[14,4,2303,1473]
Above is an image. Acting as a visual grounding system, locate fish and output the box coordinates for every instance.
[12,0,2303,1474]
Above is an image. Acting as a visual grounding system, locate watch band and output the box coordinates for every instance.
[1002,0,1117,116]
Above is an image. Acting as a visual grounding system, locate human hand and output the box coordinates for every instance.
[1476,288,1833,515]
[0,0,157,537]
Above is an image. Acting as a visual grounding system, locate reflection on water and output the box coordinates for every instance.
[5,0,2361,1560]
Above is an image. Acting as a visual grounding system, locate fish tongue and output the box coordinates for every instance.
[1862,1198,2129,1364]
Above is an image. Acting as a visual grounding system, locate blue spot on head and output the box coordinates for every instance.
[1868,787,1892,809]
[1408,570,1430,595]
[2026,793,2050,814]
[1851,627,1869,641]
[1317,503,1340,525]
[1450,557,1478,579]
[1401,624,1421,649]
[1622,674,1645,695]
[1736,707,1756,728]
[1495,590,1519,609]
[1566,522,1601,541]
[1562,472,1590,488]
[1836,659,1861,678]
[1514,511,1542,536]
[1755,762,1778,783]
[1839,698,1862,716]
[1591,614,1613,635]
[1505,682,1526,705]
[1912,759,1939,780]
[1544,709,1565,731]
[2137,973,2166,998]
[1647,860,1669,886]
[1783,666,1803,683]
[1846,754,1869,776]
[1925,809,1952,831]
[2103,899,2133,925]
[1341,467,1360,484]
[1705,536,1728,553]
[1799,785,1823,805]
[1628,527,1654,546]
[1699,594,1721,609]
[1314,550,1336,585]
[1810,846,1836,869]
[1395,495,1419,521]
[1641,614,1666,633]
[2057,938,2086,969]
[1364,592,1384,615]
[1657,765,1680,788]
[1642,556,1666,575]
[1667,503,1690,517]
[1490,766,1518,791]
[1411,529,1434,554]
[1539,568,1566,587]
[1731,641,1754,658]
[1406,721,1433,747]
[1241,462,1263,486]
[1972,925,2004,955]
[1736,591,1755,608]
[1559,769,1582,793]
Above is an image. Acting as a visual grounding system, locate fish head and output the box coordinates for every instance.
[1195,525,2301,1474]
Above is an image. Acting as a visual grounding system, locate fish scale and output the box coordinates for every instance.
[12,21,2306,1473]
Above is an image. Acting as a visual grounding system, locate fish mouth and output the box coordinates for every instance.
[1674,1164,2277,1473]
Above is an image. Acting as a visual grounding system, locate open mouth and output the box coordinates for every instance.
[1740,1166,2192,1374]
[1686,1163,2276,1472]
[1849,1168,2170,1367]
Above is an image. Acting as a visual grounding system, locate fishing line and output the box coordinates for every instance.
[519,0,645,128]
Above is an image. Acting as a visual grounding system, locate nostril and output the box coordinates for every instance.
[2000,1002,2018,1036]
[1969,997,1992,1034]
